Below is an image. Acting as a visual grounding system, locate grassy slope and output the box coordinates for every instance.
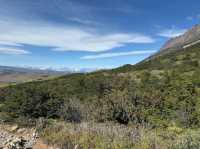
[113,42,200,72]
[0,43,200,128]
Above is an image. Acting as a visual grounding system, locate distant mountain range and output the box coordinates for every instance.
[0,66,66,86]
[1,24,200,86]
[0,66,66,75]
[0,65,101,86]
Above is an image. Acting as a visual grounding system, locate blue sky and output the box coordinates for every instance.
[0,0,200,70]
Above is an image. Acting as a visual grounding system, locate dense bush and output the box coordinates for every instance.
[59,101,82,123]
[113,107,129,124]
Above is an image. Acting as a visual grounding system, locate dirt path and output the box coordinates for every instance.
[33,140,49,149]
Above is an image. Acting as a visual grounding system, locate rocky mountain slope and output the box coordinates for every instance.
[143,24,200,62]
[160,24,200,53]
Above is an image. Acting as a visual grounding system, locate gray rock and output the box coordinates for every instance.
[0,129,37,149]
[161,24,200,51]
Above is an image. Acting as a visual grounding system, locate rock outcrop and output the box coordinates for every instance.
[161,24,200,52]
[0,125,37,149]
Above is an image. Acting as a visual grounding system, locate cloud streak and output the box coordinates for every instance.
[81,50,156,59]
[0,47,30,55]
[186,14,200,21]
[0,20,155,53]
[0,41,22,47]
[158,28,186,38]
[68,17,101,26]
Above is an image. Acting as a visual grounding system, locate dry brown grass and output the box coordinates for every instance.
[40,121,200,149]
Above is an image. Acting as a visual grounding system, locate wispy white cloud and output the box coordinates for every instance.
[0,47,30,55]
[158,28,186,38]
[186,14,200,21]
[186,16,193,21]
[0,1,155,54]
[81,50,156,60]
[0,41,22,47]
[68,17,101,26]
[0,20,155,53]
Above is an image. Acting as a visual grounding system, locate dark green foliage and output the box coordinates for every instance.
[113,107,129,125]
[59,101,82,123]
[1,43,200,127]
[1,85,63,118]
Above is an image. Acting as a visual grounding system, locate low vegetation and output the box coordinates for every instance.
[0,43,200,148]
[39,121,200,149]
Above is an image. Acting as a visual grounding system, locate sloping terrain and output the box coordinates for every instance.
[161,24,200,51]
[146,24,200,60]
[0,39,200,128]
